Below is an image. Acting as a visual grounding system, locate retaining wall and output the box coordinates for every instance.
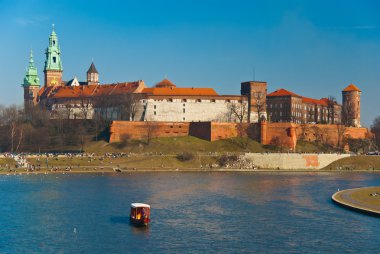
[242,153,351,170]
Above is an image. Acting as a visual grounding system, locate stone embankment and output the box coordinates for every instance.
[332,187,380,217]
[242,153,351,170]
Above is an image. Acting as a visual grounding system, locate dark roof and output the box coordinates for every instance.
[87,62,98,74]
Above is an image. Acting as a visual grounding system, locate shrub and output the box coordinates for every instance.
[177,152,195,162]
[218,154,238,167]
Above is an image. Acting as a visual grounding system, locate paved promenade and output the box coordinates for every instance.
[332,187,380,216]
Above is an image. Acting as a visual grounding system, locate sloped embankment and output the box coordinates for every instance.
[323,156,380,171]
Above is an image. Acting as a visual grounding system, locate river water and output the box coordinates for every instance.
[0,172,379,253]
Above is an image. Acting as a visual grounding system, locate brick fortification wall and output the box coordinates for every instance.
[110,121,370,151]
[260,121,370,150]
[110,121,190,142]
[110,121,260,142]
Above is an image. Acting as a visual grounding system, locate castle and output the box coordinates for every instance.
[22,26,363,134]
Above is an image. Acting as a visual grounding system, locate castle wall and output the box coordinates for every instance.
[110,119,370,151]
[260,122,298,150]
[110,121,190,142]
[142,97,247,122]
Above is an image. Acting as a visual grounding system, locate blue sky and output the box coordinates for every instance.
[0,0,379,126]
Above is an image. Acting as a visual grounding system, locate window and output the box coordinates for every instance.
[183,117,185,121]
[183,104,185,107]
[226,99,230,103]
[154,111,156,115]
[210,99,216,103]
[53,57,56,63]
[167,98,173,102]
[181,99,187,102]
[53,40,56,46]
[183,108,185,113]
[196,99,201,103]
[154,105,156,109]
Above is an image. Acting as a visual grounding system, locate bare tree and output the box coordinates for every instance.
[371,116,380,149]
[78,90,92,119]
[336,124,347,149]
[252,92,266,122]
[327,96,336,124]
[228,101,248,123]
[145,121,158,144]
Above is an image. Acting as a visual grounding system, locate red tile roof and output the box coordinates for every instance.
[342,84,361,92]
[267,88,301,97]
[40,82,141,99]
[268,88,333,106]
[141,87,218,96]
[302,97,328,106]
[155,78,176,88]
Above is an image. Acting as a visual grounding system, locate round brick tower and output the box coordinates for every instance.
[342,84,361,127]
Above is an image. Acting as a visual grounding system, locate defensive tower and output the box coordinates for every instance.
[342,84,361,127]
[241,81,267,123]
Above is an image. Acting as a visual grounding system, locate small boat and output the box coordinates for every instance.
[130,203,150,226]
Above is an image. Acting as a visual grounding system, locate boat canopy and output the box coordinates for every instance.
[131,203,150,208]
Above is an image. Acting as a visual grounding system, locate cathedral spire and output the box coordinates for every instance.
[23,49,40,87]
[44,25,63,87]
[87,61,99,85]
[44,24,63,71]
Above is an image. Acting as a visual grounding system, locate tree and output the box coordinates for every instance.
[371,116,380,149]
[235,123,249,148]
[252,92,266,122]
[78,89,93,119]
[327,96,337,124]
[227,101,248,123]
[145,121,158,144]
[336,124,347,149]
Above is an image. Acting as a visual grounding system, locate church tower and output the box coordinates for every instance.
[44,24,63,87]
[342,84,361,127]
[22,49,40,107]
[87,62,99,85]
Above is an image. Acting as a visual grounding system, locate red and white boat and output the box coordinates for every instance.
[130,203,150,226]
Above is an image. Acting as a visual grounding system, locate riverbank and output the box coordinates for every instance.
[332,187,380,216]
[1,153,380,173]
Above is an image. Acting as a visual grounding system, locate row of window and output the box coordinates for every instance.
[151,99,243,103]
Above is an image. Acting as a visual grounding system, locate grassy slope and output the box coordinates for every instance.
[26,155,218,170]
[0,158,16,170]
[84,136,268,154]
[323,156,380,170]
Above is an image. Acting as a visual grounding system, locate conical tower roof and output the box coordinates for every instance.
[342,84,361,92]
[87,62,98,74]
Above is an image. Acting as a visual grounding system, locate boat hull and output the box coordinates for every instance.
[130,217,150,227]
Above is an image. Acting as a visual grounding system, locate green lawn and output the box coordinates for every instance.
[0,158,16,170]
[84,136,269,154]
[26,154,219,170]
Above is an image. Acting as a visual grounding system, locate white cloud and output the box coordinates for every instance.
[15,16,49,26]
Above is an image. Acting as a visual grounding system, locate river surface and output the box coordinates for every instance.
[0,172,379,253]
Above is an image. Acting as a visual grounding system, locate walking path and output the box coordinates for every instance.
[332,187,380,216]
